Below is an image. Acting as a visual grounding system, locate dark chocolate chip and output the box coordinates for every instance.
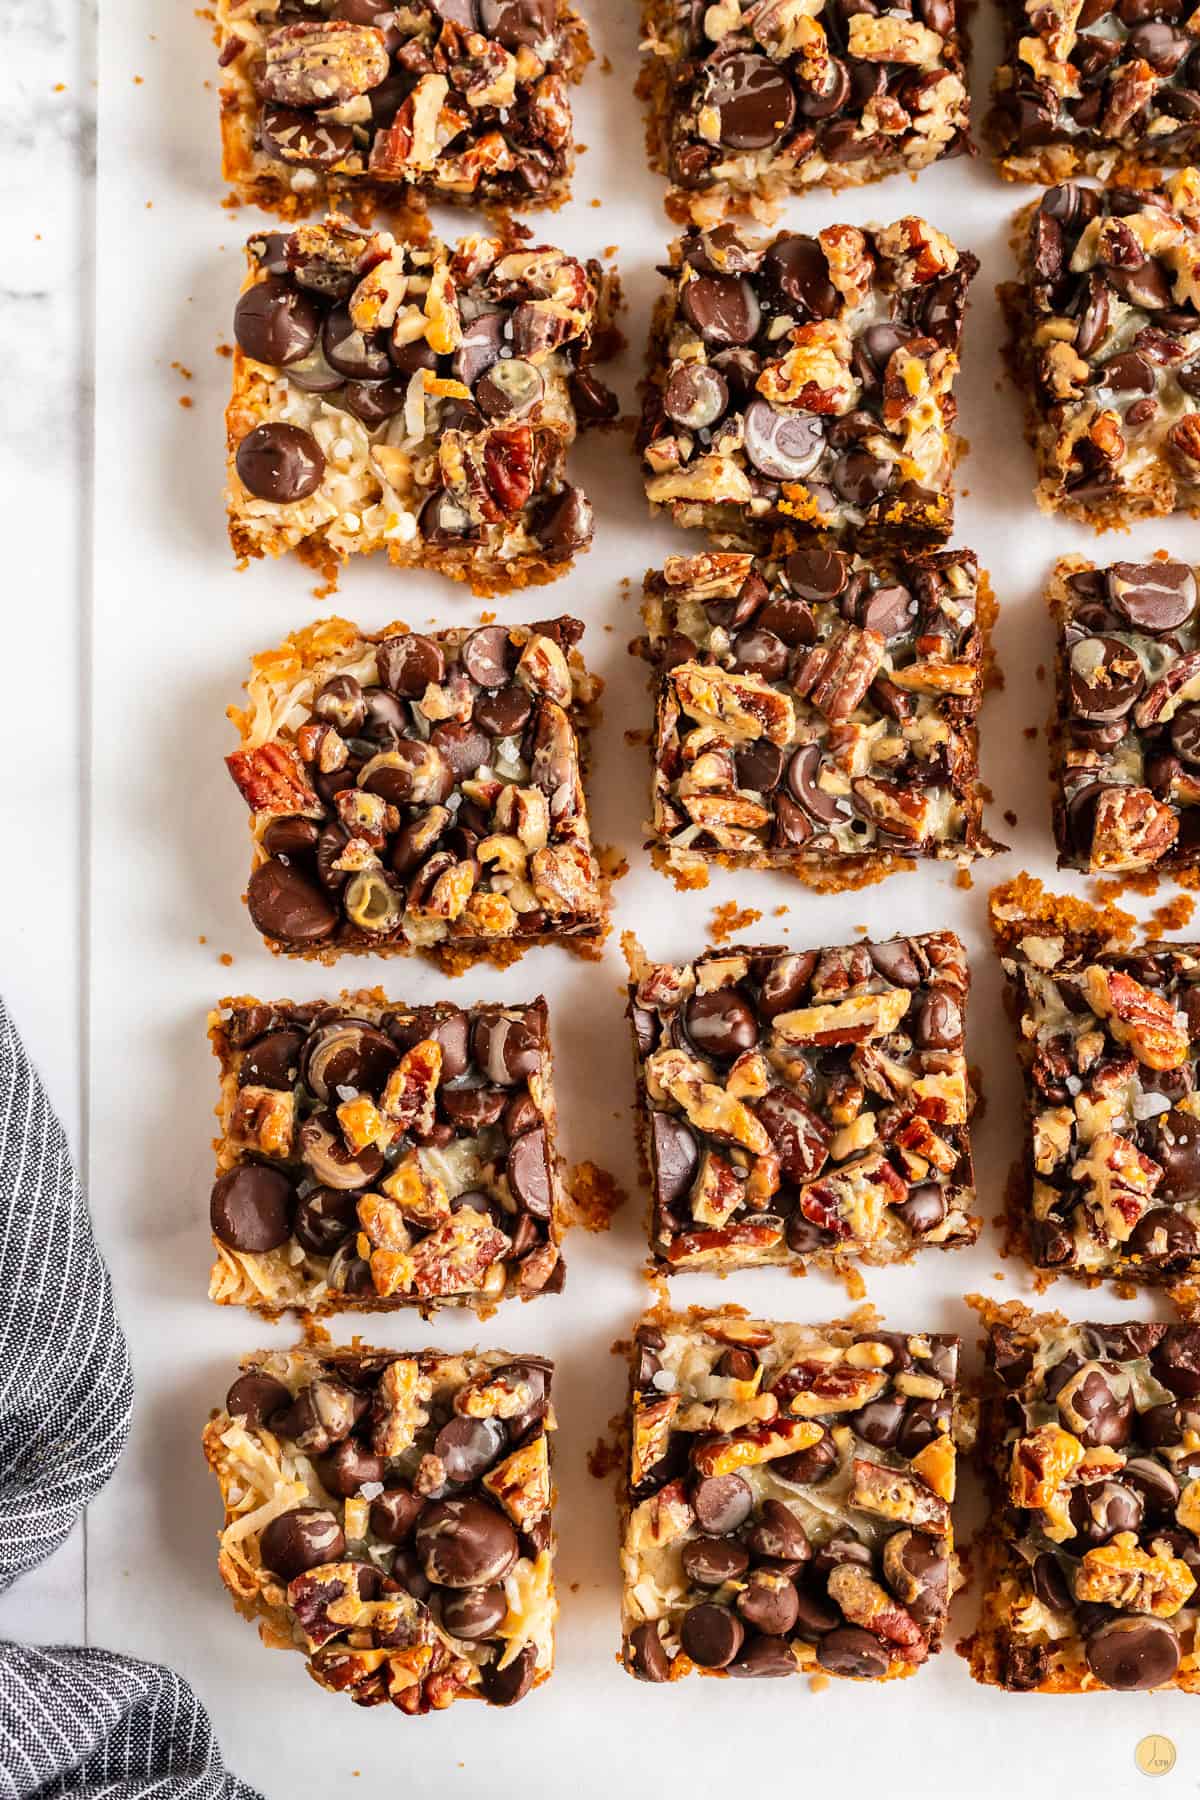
[682,1536,750,1586]
[507,1128,552,1218]
[415,1497,519,1587]
[439,1584,508,1640]
[664,363,729,431]
[691,1473,753,1534]
[235,275,320,366]
[210,1165,294,1252]
[435,1416,506,1483]
[225,1370,290,1426]
[761,234,838,317]
[684,987,759,1060]
[1085,1616,1180,1690]
[369,1485,423,1545]
[680,274,761,347]
[816,1625,891,1679]
[627,1621,672,1681]
[260,1506,345,1582]
[482,1641,537,1706]
[651,1111,699,1204]
[705,52,798,150]
[293,1186,358,1256]
[680,1601,744,1668]
[235,423,325,502]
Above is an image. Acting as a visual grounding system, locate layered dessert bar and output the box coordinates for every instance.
[967,1299,1200,1694]
[224,615,604,962]
[208,990,566,1312]
[1048,553,1200,876]
[620,1308,960,1684]
[214,0,590,217]
[227,215,618,590]
[204,1343,555,1711]
[625,934,980,1274]
[1003,173,1200,527]
[639,542,1001,885]
[988,1,1200,185]
[638,0,970,224]
[993,886,1200,1293]
[638,219,976,545]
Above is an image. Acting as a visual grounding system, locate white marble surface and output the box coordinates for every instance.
[6,0,1200,1788]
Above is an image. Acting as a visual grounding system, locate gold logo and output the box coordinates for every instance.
[1135,1735,1177,1778]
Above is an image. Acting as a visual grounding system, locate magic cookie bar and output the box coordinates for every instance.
[203,1343,556,1711]
[1049,554,1200,876]
[988,0,1200,185]
[227,216,618,590]
[225,616,604,962]
[208,990,566,1312]
[639,0,970,224]
[640,543,1000,886]
[1003,173,1200,527]
[993,891,1200,1291]
[214,0,590,217]
[638,220,976,546]
[625,934,980,1275]
[967,1300,1200,1694]
[621,1309,960,1683]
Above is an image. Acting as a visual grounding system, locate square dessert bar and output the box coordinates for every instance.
[639,0,970,223]
[214,0,590,217]
[226,215,618,591]
[203,1343,556,1712]
[967,1301,1200,1694]
[1004,173,1200,527]
[988,0,1200,185]
[225,615,604,962]
[626,934,980,1274]
[208,990,566,1312]
[1049,554,1200,876]
[640,543,1001,884]
[638,220,977,546]
[621,1309,960,1684]
[994,898,1200,1290]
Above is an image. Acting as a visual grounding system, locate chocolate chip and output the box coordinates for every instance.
[691,1473,753,1534]
[474,682,533,736]
[705,51,797,150]
[235,275,320,366]
[792,1581,841,1639]
[477,358,544,420]
[462,625,512,690]
[831,449,891,508]
[479,0,553,49]
[680,274,761,347]
[439,1585,508,1640]
[758,596,817,645]
[680,1601,744,1667]
[260,105,355,169]
[816,1625,891,1679]
[376,633,445,699]
[507,1128,552,1218]
[743,399,824,479]
[1153,1326,1200,1398]
[369,1485,423,1545]
[415,1497,519,1588]
[238,1028,304,1090]
[737,1570,799,1636]
[894,1181,947,1236]
[210,1165,294,1252]
[260,1506,345,1582]
[472,1012,542,1084]
[1142,1106,1200,1199]
[761,234,838,317]
[652,1111,699,1205]
[785,743,848,825]
[785,544,847,601]
[261,816,321,861]
[430,720,490,777]
[301,1018,399,1101]
[682,1536,750,1586]
[858,582,916,640]
[225,1370,290,1426]
[763,1437,835,1507]
[534,484,594,559]
[293,1186,358,1256]
[1108,560,1196,633]
[236,423,325,502]
[627,1622,672,1682]
[1068,635,1145,721]
[319,1437,386,1497]
[1127,1207,1200,1268]
[435,1416,506,1483]
[1065,1365,1135,1447]
[735,740,785,791]
[323,305,392,381]
[684,987,759,1060]
[913,989,961,1048]
[1085,1616,1180,1690]
[664,363,729,430]
[745,1499,810,1563]
[728,1636,798,1677]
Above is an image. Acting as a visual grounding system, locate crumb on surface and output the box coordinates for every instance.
[708,900,763,944]
[954,867,973,890]
[1152,895,1196,932]
[566,1162,628,1234]
[178,395,193,409]
[219,952,234,966]
[1003,809,1017,827]
[587,1435,624,1480]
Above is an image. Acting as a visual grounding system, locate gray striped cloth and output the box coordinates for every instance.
[0,998,262,1800]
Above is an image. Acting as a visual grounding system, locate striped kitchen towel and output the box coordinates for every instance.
[0,997,261,1799]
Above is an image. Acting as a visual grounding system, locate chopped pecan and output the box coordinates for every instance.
[849,1457,950,1532]
[671,663,795,744]
[261,21,389,108]
[690,1417,823,1477]
[1169,414,1200,473]
[1009,1423,1084,1510]
[846,13,944,63]
[797,1152,907,1241]
[356,1194,413,1255]
[529,842,597,914]
[624,1478,694,1555]
[405,1207,509,1298]
[773,1360,888,1417]
[850,776,933,843]
[645,1048,771,1154]
[688,1145,746,1228]
[1134,652,1200,730]
[826,1564,926,1661]
[756,320,857,416]
[1076,1534,1196,1617]
[516,634,573,707]
[795,626,886,722]
[227,743,321,819]
[772,989,911,1048]
[379,1040,442,1137]
[379,1155,450,1230]
[228,1085,295,1160]
[630,1394,679,1484]
[371,1357,432,1458]
[1084,965,1190,1070]
[482,1435,550,1530]
[1073,1130,1160,1244]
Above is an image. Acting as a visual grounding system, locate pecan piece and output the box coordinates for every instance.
[371,1358,432,1458]
[798,1152,907,1241]
[261,21,389,108]
[226,743,321,818]
[826,1564,927,1661]
[406,1207,510,1299]
[482,1434,550,1531]
[1084,965,1190,1070]
[645,1048,771,1154]
[630,1394,679,1484]
[849,1457,950,1533]
[624,1478,694,1555]
[773,1360,888,1416]
[1072,1130,1160,1244]
[796,626,886,722]
[1133,651,1200,730]
[1008,1423,1084,1510]
[850,776,933,844]
[670,663,795,744]
[228,1085,295,1159]
[772,989,911,1048]
[688,1145,746,1228]
[690,1417,823,1477]
[379,1039,442,1137]
[1076,1534,1196,1617]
